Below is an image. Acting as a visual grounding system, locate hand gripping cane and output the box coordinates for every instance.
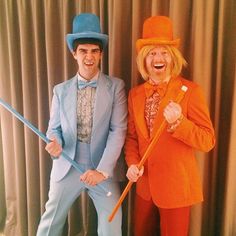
[108,85,188,222]
[0,98,111,197]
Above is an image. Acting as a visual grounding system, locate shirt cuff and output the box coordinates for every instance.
[167,114,184,133]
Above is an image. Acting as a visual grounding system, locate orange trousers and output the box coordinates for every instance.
[134,195,190,236]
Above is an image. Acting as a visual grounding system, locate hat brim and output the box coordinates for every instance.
[136,38,180,52]
[66,32,108,52]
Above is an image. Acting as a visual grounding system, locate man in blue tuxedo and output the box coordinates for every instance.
[36,13,127,236]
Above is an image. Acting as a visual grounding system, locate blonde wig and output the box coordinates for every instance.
[136,45,187,81]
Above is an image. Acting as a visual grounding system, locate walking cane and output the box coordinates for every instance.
[108,85,188,222]
[0,98,112,197]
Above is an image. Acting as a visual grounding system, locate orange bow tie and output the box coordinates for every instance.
[145,82,168,98]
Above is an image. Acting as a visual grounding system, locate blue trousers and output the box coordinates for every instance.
[37,142,122,236]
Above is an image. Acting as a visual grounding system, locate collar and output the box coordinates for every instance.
[77,71,100,82]
[144,81,168,98]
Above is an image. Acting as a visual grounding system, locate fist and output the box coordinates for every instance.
[163,101,182,124]
[45,138,62,157]
[80,170,106,186]
[126,165,144,182]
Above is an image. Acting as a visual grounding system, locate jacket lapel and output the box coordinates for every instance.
[131,84,149,140]
[92,73,111,133]
[61,76,78,141]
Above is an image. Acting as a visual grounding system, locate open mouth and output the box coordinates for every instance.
[154,63,165,70]
[84,61,94,66]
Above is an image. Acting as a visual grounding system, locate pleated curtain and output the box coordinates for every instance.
[0,0,235,235]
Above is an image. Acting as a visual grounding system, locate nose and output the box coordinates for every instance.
[85,52,94,59]
[154,52,164,60]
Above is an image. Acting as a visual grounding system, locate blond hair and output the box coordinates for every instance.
[136,45,187,81]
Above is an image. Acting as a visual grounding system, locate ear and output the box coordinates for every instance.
[72,51,77,59]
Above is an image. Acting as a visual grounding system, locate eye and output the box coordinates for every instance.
[148,51,156,56]
[78,49,87,54]
[92,49,101,54]
[162,51,169,56]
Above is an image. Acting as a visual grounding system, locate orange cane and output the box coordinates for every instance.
[108,85,188,222]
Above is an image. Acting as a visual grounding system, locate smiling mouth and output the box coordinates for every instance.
[84,61,94,66]
[154,63,165,70]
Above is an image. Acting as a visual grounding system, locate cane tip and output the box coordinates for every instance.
[107,191,112,197]
[181,85,188,92]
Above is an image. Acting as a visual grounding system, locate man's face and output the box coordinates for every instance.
[145,46,173,82]
[73,44,102,80]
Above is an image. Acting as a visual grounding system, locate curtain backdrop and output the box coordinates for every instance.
[0,0,235,235]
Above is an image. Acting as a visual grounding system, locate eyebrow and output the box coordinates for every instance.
[78,48,100,53]
[91,48,101,52]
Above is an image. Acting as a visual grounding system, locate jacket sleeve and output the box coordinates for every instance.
[172,85,215,152]
[46,86,64,147]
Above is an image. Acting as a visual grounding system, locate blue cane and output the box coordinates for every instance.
[0,98,111,197]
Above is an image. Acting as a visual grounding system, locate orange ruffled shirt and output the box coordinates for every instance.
[144,81,167,135]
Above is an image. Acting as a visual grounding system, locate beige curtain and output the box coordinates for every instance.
[0,0,235,235]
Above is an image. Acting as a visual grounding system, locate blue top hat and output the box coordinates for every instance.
[66,13,108,52]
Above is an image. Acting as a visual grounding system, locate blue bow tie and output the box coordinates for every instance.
[78,80,97,90]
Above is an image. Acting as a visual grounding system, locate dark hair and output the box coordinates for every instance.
[73,38,103,51]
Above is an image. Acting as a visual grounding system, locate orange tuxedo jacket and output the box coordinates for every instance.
[125,77,215,208]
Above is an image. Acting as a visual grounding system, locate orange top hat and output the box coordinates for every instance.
[136,16,180,52]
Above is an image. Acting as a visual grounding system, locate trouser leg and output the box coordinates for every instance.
[159,206,190,236]
[36,168,84,236]
[133,194,160,236]
[88,180,122,236]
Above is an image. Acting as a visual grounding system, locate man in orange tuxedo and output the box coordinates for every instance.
[125,16,215,236]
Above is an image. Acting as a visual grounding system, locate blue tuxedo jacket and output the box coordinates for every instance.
[46,72,127,182]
